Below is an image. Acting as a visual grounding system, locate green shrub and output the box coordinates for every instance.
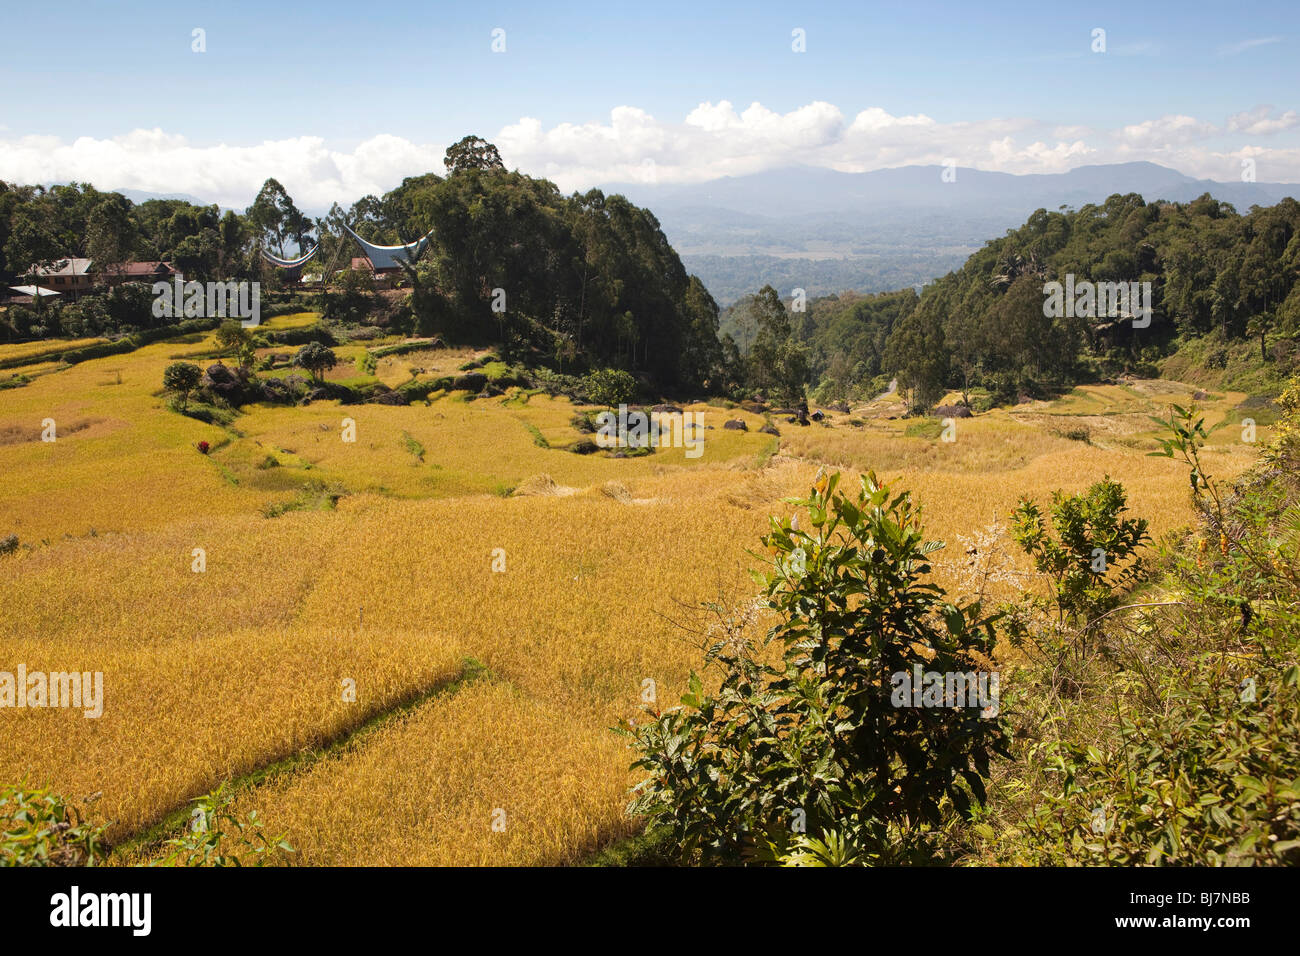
[293,342,337,382]
[988,389,1300,867]
[169,398,237,427]
[1009,477,1149,626]
[1021,663,1300,865]
[151,784,292,867]
[1,783,107,866]
[264,324,336,347]
[904,418,943,439]
[163,361,202,407]
[584,368,636,408]
[397,377,448,401]
[983,372,1020,408]
[626,472,1009,864]
[262,479,347,518]
[450,371,487,392]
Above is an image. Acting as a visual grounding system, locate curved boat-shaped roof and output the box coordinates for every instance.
[260,246,318,269]
[341,223,435,270]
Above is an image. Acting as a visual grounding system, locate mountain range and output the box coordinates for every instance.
[604,162,1299,304]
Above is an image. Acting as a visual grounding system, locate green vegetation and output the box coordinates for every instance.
[720,194,1300,412]
[293,342,337,382]
[162,361,201,408]
[1010,478,1150,624]
[1,140,725,394]
[151,785,293,867]
[582,367,636,408]
[996,395,1300,865]
[261,480,348,518]
[629,380,1300,866]
[627,473,1009,864]
[0,782,107,866]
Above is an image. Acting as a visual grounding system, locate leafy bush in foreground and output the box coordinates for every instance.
[0,783,106,867]
[989,395,1300,866]
[152,784,292,867]
[626,472,1008,864]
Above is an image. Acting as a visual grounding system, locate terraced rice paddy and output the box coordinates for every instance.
[0,315,1266,864]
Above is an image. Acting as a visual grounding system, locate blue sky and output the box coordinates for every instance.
[1,0,1296,206]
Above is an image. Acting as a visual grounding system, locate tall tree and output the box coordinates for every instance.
[246,178,312,257]
[443,136,506,175]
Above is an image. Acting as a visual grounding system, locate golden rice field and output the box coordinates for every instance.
[0,336,106,368]
[0,316,1268,864]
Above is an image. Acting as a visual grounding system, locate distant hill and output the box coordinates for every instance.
[603,162,1300,305]
[112,189,239,216]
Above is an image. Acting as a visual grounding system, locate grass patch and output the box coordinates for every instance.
[262,480,348,518]
[402,431,426,463]
[904,418,944,439]
[754,435,780,468]
[586,825,678,867]
[170,399,238,427]
[522,421,550,449]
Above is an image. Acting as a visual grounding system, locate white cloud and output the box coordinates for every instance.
[1119,115,1217,146]
[1,102,1298,208]
[1227,106,1299,135]
[0,129,439,210]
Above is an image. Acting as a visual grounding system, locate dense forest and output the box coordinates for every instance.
[0,137,724,393]
[4,144,1299,406]
[722,192,1300,408]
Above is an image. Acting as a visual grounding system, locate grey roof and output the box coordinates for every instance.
[341,224,434,271]
[260,246,318,269]
[28,257,92,277]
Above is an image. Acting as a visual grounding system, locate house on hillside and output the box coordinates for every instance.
[23,258,93,299]
[348,255,395,289]
[3,285,62,305]
[100,260,175,287]
[341,224,436,291]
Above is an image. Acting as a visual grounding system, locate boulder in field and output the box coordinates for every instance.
[759,423,780,436]
[260,378,293,404]
[201,362,252,404]
[451,372,487,392]
[723,419,748,431]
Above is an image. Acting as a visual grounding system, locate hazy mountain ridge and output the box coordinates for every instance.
[607,162,1299,304]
